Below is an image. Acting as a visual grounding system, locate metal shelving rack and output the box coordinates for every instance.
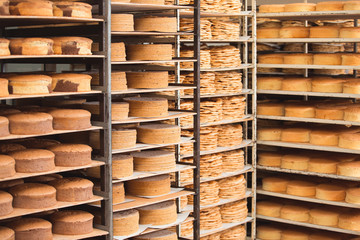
[256,1,360,238]
[0,1,112,239]
[102,1,201,239]
[173,0,258,238]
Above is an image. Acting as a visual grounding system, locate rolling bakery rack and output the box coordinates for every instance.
[0,1,112,239]
[256,1,360,238]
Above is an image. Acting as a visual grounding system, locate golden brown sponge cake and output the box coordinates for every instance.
[9,0,53,16]
[49,177,93,202]
[0,116,9,137]
[53,1,92,18]
[137,124,180,144]
[0,226,14,240]
[126,174,171,196]
[51,73,92,92]
[0,155,15,178]
[51,210,94,235]
[7,218,52,240]
[48,143,92,167]
[8,74,52,95]
[138,200,177,225]
[10,38,54,55]
[0,39,10,56]
[0,190,13,216]
[9,149,55,173]
[49,109,91,130]
[52,37,92,55]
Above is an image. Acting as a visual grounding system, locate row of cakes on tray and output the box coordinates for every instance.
[258,124,360,150]
[257,198,360,231]
[258,52,360,66]
[0,0,92,18]
[259,1,360,13]
[257,76,360,94]
[258,149,360,178]
[258,99,360,122]
[258,26,360,39]
[261,174,360,203]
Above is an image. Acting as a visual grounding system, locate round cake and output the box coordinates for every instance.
[9,149,55,173]
[262,177,288,192]
[0,155,15,178]
[112,127,137,149]
[257,77,283,90]
[339,133,360,150]
[134,16,177,33]
[342,54,360,66]
[0,116,9,137]
[316,1,344,11]
[8,74,52,95]
[346,188,360,204]
[344,107,360,122]
[258,127,282,141]
[94,181,124,205]
[48,143,92,167]
[315,104,346,120]
[316,184,346,201]
[124,97,168,117]
[282,77,311,92]
[310,130,339,146]
[282,229,309,240]
[256,201,283,217]
[51,73,91,92]
[7,218,52,240]
[112,154,134,178]
[280,204,310,222]
[111,71,128,90]
[283,53,313,65]
[257,225,282,240]
[257,28,280,39]
[0,39,10,56]
[49,109,91,130]
[281,155,309,170]
[0,190,13,216]
[279,27,309,38]
[311,78,344,93]
[286,180,316,197]
[258,151,282,167]
[126,44,172,61]
[132,150,175,172]
[126,71,168,89]
[337,161,360,177]
[259,4,285,13]
[132,230,177,240]
[340,27,360,38]
[9,0,53,16]
[343,79,360,94]
[284,3,316,12]
[257,102,284,116]
[83,101,129,121]
[284,103,315,118]
[258,54,284,64]
[126,174,170,196]
[310,26,340,38]
[137,124,180,144]
[49,177,93,202]
[113,209,139,236]
[51,37,93,55]
[313,53,342,65]
[111,14,134,32]
[8,112,53,135]
[308,157,338,174]
[281,128,310,143]
[138,200,177,225]
[344,1,360,10]
[51,210,94,235]
[9,183,57,208]
[309,208,340,227]
[10,38,54,55]
[0,227,14,240]
[53,1,92,18]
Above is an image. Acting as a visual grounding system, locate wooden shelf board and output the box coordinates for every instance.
[257,64,360,70]
[257,165,360,182]
[112,137,194,154]
[111,2,193,12]
[113,190,193,212]
[53,228,108,240]
[0,160,103,183]
[182,217,253,239]
[182,64,253,72]
[0,90,102,101]
[257,89,360,99]
[112,111,195,124]
[257,38,360,43]
[0,126,102,141]
[112,58,196,65]
[0,15,103,27]
[0,195,103,221]
[257,215,360,235]
[257,140,360,155]
[112,31,192,36]
[0,55,104,60]
[112,164,196,183]
[181,140,253,158]
[182,115,254,129]
[258,115,360,126]
[257,189,360,209]
[257,10,360,21]
[180,165,253,186]
[111,86,196,95]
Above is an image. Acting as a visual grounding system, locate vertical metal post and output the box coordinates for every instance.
[193,0,201,238]
[100,1,113,239]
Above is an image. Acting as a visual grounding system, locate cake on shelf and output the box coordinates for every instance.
[8,112,53,135]
[49,109,91,130]
[124,97,168,117]
[9,38,54,55]
[137,124,180,144]
[9,149,55,173]
[0,155,15,178]
[9,183,57,208]
[126,71,168,89]
[132,150,176,172]
[51,73,92,92]
[132,230,177,240]
[126,174,171,196]
[53,1,92,18]
[7,218,53,240]
[9,0,53,16]
[49,177,94,202]
[0,39,10,56]
[47,143,92,167]
[111,14,134,32]
[138,200,177,225]
[51,37,93,55]
[126,44,173,61]
[0,190,13,216]
[134,16,177,33]
[0,116,9,137]
[113,209,139,236]
[51,210,94,235]
[8,74,52,95]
